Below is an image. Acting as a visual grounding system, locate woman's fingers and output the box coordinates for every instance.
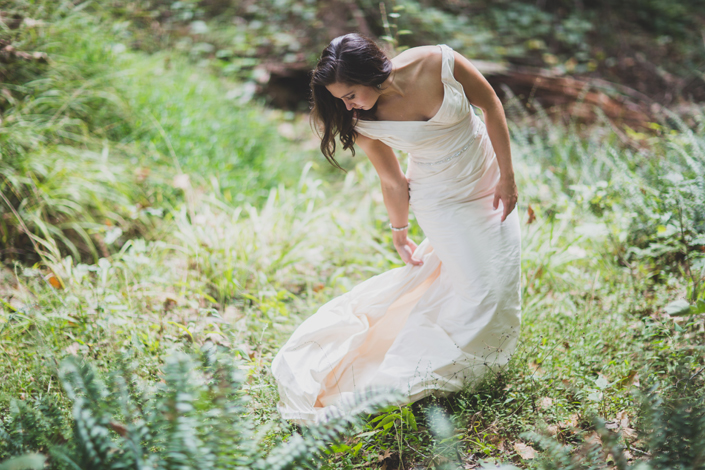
[503,195,518,222]
[502,203,509,222]
[397,240,423,266]
[408,255,423,266]
[501,196,510,221]
[405,242,423,266]
[495,176,518,222]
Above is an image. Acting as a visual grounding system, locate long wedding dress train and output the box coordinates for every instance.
[272,45,521,424]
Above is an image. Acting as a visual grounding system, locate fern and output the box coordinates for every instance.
[0,398,67,461]
[0,347,396,470]
[255,388,401,470]
[639,382,705,469]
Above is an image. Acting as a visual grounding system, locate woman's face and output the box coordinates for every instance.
[326,82,379,112]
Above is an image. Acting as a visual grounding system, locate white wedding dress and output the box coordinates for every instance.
[272,45,521,424]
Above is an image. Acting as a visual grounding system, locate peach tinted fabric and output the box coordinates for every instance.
[272,45,521,424]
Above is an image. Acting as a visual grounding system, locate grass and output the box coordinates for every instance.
[1,2,704,469]
[0,2,315,264]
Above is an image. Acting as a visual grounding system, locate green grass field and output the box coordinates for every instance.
[1,2,704,469]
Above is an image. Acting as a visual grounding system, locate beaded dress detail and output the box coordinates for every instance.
[272,44,521,424]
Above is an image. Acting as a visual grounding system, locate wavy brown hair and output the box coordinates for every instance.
[310,33,392,170]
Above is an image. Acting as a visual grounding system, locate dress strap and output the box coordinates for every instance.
[437,44,456,83]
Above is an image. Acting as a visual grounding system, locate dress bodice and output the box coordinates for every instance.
[354,44,486,166]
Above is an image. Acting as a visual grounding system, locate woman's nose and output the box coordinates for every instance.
[345,101,353,111]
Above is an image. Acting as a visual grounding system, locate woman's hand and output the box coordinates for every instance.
[393,232,423,266]
[493,174,518,222]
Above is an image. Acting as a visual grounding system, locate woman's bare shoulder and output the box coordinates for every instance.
[392,45,442,68]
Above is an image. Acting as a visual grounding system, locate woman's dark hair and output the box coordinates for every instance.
[310,33,392,170]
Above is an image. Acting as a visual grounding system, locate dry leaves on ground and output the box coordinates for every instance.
[513,442,536,459]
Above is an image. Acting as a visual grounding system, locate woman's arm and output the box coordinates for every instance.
[451,51,518,222]
[355,134,423,266]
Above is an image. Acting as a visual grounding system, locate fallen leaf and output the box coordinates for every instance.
[585,431,602,446]
[528,361,544,376]
[617,370,638,388]
[109,421,128,437]
[616,410,630,428]
[558,414,579,429]
[48,275,63,289]
[547,424,558,436]
[539,397,553,409]
[513,442,536,459]
[65,342,80,356]
[527,205,536,224]
[616,410,637,438]
[621,426,637,439]
[377,449,392,462]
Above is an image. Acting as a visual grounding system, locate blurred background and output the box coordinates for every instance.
[96,0,705,120]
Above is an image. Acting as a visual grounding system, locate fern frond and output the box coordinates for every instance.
[256,387,401,470]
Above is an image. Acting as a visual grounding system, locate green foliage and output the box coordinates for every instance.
[0,347,397,470]
[82,0,705,94]
[0,398,67,460]
[0,0,312,264]
[95,0,324,78]
[525,375,705,470]
[1,145,150,264]
[507,102,705,310]
[615,122,705,306]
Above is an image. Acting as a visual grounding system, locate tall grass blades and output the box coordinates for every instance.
[0,1,314,266]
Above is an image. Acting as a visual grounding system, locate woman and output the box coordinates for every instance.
[272,33,521,425]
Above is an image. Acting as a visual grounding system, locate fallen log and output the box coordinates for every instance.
[257,58,659,127]
[482,64,655,127]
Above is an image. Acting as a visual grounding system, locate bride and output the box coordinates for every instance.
[272,33,521,424]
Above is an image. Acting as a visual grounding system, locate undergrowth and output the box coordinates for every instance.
[1,1,704,469]
[0,1,312,264]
